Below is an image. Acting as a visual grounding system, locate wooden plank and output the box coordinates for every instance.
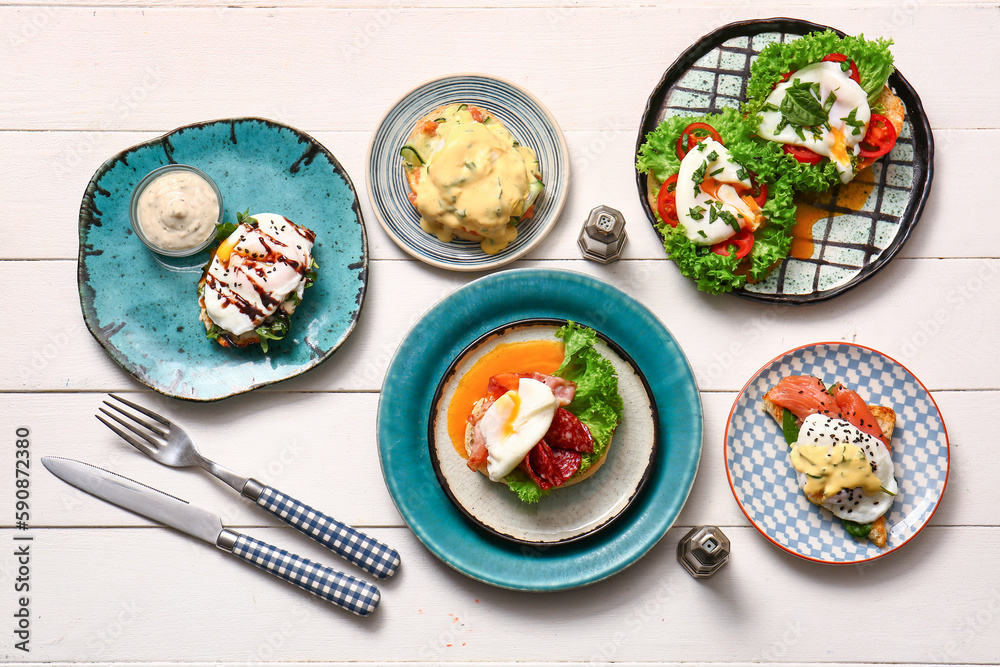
[1,5,996,132]
[1,524,996,663]
[0,388,988,530]
[0,127,995,262]
[4,257,999,393]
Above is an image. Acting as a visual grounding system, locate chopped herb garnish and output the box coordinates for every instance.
[843,107,865,136]
[688,205,706,220]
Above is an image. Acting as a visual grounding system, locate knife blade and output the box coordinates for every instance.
[41,456,380,616]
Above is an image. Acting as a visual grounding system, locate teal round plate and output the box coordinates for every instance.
[377,268,702,590]
[78,118,368,401]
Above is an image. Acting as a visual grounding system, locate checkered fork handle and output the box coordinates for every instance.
[257,486,401,579]
[231,534,380,616]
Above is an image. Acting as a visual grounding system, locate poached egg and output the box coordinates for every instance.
[758,61,871,184]
[789,413,897,523]
[203,213,315,336]
[675,138,760,245]
[480,377,558,482]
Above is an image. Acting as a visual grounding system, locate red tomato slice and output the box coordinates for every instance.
[711,229,754,259]
[782,144,824,165]
[858,113,898,158]
[772,71,793,89]
[822,53,861,85]
[656,174,679,227]
[675,122,723,160]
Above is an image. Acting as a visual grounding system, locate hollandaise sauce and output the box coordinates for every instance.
[790,442,882,499]
[403,103,544,255]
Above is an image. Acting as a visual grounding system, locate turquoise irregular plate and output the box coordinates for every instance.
[378,269,702,590]
[366,74,569,271]
[78,118,368,401]
[726,343,949,563]
[636,18,933,303]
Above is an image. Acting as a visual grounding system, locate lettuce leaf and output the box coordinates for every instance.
[502,322,623,502]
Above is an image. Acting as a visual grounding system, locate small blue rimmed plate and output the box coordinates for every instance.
[378,268,701,590]
[725,342,949,563]
[366,74,569,271]
[428,318,658,546]
[78,117,368,402]
[636,18,933,302]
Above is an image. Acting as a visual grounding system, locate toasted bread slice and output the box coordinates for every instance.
[762,391,896,548]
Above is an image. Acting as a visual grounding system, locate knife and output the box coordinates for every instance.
[41,456,380,616]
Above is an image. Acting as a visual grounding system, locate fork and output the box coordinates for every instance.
[96,393,400,580]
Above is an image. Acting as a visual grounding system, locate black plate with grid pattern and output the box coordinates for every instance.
[635,18,934,303]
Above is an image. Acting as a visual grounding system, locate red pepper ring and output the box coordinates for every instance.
[821,53,861,85]
[711,228,754,259]
[656,174,680,227]
[858,113,898,158]
[675,122,723,160]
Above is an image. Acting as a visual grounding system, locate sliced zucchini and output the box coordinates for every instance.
[523,179,545,211]
[400,145,424,167]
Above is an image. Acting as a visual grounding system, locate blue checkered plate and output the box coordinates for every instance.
[367,74,569,271]
[635,18,934,303]
[726,342,949,563]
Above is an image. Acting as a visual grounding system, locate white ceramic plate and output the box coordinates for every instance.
[366,73,569,271]
[725,342,949,563]
[429,319,658,545]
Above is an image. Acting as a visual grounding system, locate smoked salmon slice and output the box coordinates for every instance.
[764,375,841,421]
[831,383,890,449]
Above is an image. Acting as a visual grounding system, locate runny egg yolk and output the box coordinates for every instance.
[447,339,564,457]
[215,234,239,266]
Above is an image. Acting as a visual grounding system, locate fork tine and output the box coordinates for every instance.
[102,399,169,438]
[98,406,163,445]
[95,413,157,457]
[108,393,171,428]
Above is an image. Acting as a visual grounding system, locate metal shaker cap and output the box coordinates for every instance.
[677,525,730,578]
[578,205,627,263]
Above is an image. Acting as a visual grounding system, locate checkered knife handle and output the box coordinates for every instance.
[230,533,380,616]
[256,486,401,579]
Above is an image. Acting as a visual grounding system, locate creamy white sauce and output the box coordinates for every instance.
[675,138,755,245]
[758,61,871,184]
[202,213,314,336]
[135,169,220,251]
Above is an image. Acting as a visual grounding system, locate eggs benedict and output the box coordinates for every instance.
[636,108,797,295]
[401,103,544,255]
[198,211,317,351]
[450,323,623,503]
[745,30,903,190]
[763,376,898,547]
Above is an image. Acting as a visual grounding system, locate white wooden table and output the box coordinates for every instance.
[3,2,998,665]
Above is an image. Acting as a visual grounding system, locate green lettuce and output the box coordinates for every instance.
[636,110,798,294]
[503,322,623,503]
